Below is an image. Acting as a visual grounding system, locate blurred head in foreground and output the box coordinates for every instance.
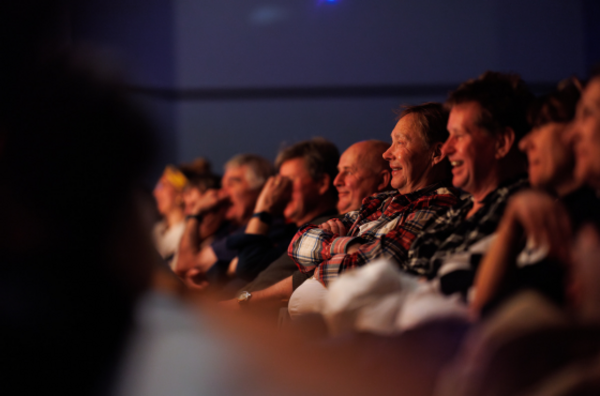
[0,54,156,395]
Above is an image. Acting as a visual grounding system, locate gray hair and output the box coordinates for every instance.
[224,154,274,190]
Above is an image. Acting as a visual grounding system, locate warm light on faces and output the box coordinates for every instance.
[221,165,259,224]
[334,144,382,214]
[382,113,434,194]
[570,79,600,188]
[519,122,574,191]
[153,176,180,215]
[443,102,499,197]
[279,157,323,225]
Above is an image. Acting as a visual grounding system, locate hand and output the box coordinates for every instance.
[192,188,226,215]
[253,175,292,215]
[183,267,209,291]
[504,190,572,263]
[570,224,600,322]
[318,218,348,236]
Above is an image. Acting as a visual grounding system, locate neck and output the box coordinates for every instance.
[472,155,526,203]
[398,161,451,195]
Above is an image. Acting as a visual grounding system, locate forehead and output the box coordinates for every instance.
[223,165,248,182]
[582,78,600,108]
[338,145,362,168]
[391,113,422,140]
[279,157,310,178]
[448,102,483,131]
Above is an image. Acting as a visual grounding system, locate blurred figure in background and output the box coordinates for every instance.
[152,165,188,266]
[181,172,221,216]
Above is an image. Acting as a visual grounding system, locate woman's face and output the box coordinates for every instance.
[518,121,575,191]
[153,176,181,215]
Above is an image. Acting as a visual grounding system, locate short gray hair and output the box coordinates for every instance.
[224,154,274,190]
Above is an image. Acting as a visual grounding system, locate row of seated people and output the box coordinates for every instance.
[152,71,600,396]
[157,71,532,322]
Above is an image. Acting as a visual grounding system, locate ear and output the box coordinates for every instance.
[377,169,391,191]
[317,173,331,195]
[495,127,515,159]
[430,142,445,166]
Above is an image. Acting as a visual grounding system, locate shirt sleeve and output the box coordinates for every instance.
[287,211,360,274]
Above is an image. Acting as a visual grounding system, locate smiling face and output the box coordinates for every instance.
[382,113,434,194]
[334,142,387,213]
[569,78,600,189]
[442,102,500,198]
[519,122,574,191]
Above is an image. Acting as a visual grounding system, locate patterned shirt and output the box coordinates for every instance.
[405,176,529,296]
[288,182,460,286]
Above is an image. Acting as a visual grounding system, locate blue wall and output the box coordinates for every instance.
[72,0,593,175]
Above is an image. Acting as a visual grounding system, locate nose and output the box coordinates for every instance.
[382,146,392,161]
[563,121,580,146]
[441,137,455,157]
[518,133,532,153]
[334,172,344,186]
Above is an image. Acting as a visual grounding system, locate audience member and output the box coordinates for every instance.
[151,165,188,266]
[288,103,459,317]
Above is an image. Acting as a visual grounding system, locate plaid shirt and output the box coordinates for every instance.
[288,182,459,286]
[405,176,529,296]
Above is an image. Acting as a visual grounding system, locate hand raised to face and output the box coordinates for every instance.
[253,175,292,215]
[191,188,227,215]
[504,189,572,264]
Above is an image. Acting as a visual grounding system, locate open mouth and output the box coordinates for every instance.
[450,160,463,167]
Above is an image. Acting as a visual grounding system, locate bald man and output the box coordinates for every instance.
[335,140,393,214]
[224,140,391,308]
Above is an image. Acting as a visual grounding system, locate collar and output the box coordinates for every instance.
[394,180,456,204]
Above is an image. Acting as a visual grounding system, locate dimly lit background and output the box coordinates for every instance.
[62,0,600,175]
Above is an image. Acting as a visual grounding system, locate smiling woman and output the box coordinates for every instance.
[382,102,450,195]
[519,78,581,195]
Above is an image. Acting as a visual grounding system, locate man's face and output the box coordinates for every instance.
[519,122,574,191]
[569,78,600,188]
[443,102,499,196]
[382,113,432,194]
[334,143,381,214]
[182,187,204,216]
[279,157,322,225]
[221,165,259,224]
